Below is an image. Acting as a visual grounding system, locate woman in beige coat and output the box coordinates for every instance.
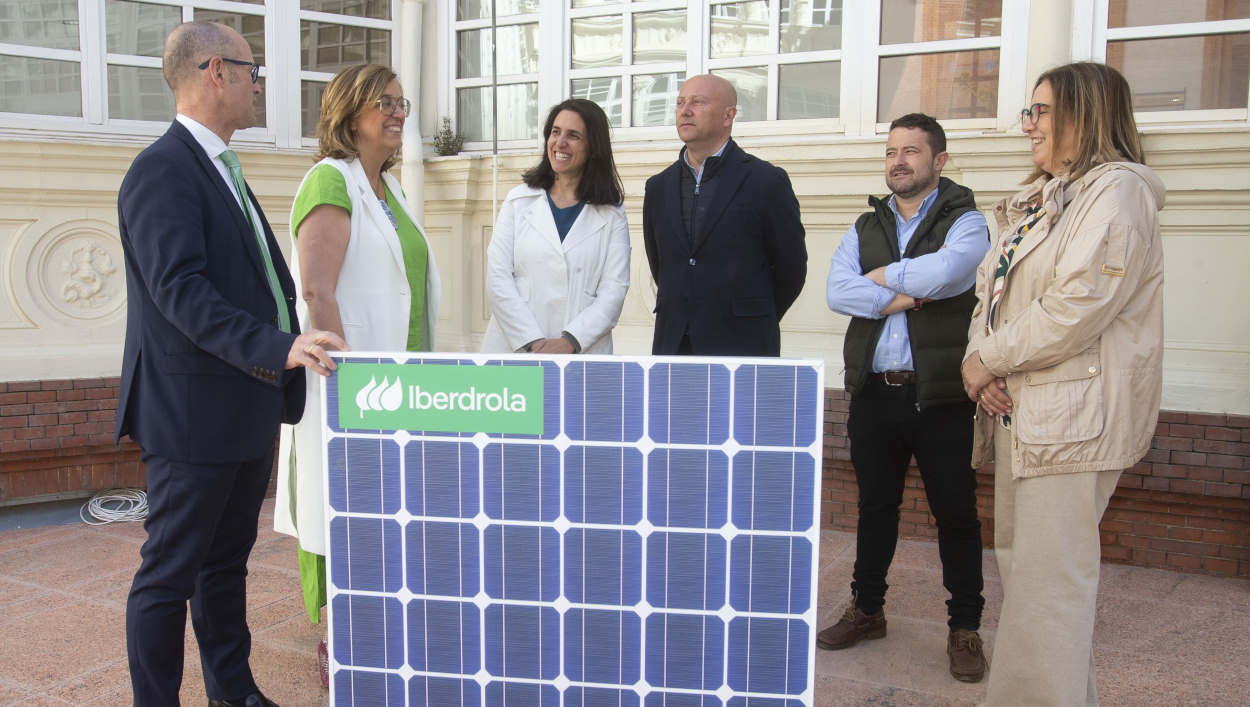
[961,62,1165,705]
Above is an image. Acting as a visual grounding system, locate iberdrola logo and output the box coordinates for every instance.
[354,376,403,418]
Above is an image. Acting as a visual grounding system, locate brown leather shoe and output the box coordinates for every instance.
[207,691,278,707]
[948,628,987,682]
[816,602,886,650]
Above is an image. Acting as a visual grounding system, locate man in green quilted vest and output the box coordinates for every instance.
[819,113,992,683]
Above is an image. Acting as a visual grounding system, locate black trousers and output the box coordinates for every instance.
[127,450,273,706]
[848,378,984,630]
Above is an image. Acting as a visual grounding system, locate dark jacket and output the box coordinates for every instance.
[115,120,304,463]
[643,139,807,356]
[843,177,979,408]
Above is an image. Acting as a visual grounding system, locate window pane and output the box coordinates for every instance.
[196,10,266,66]
[634,10,687,64]
[878,49,998,121]
[880,0,1001,45]
[1107,33,1250,110]
[107,0,180,57]
[571,77,624,126]
[572,15,622,69]
[302,20,390,73]
[779,61,838,119]
[0,0,80,50]
[0,55,80,116]
[303,80,327,138]
[572,0,621,7]
[632,71,684,126]
[301,0,390,20]
[710,1,771,59]
[108,64,173,120]
[1108,0,1250,28]
[457,83,538,141]
[780,0,842,53]
[457,24,538,78]
[457,0,539,21]
[712,65,766,121]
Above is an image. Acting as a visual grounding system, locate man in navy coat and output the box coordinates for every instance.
[643,74,807,356]
[115,21,346,706]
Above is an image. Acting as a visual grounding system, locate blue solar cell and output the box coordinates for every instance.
[648,363,730,445]
[329,517,402,592]
[405,521,479,597]
[564,529,642,605]
[485,681,561,705]
[730,452,815,532]
[565,446,643,525]
[644,695,722,707]
[407,676,480,707]
[644,613,725,690]
[726,617,809,695]
[732,365,819,448]
[332,594,404,669]
[405,440,479,518]
[563,609,642,684]
[484,605,561,679]
[728,535,812,614]
[327,437,402,514]
[564,361,645,442]
[726,698,806,707]
[487,359,561,439]
[564,686,642,707]
[405,599,479,674]
[646,532,726,611]
[646,448,730,529]
[483,525,560,601]
[483,443,561,521]
[333,669,406,706]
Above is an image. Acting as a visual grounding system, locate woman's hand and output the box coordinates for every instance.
[961,352,996,401]
[530,337,574,354]
[976,378,1013,417]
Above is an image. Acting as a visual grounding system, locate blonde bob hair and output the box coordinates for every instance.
[1028,61,1144,183]
[314,64,401,172]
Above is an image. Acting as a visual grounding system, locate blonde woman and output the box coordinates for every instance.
[961,62,1164,705]
[275,63,441,687]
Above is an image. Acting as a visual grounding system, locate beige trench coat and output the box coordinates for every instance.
[965,162,1166,477]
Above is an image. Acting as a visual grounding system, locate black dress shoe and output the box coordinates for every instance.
[207,691,278,707]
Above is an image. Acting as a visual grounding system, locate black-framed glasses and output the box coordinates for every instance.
[198,57,260,84]
[376,95,412,117]
[1020,102,1050,125]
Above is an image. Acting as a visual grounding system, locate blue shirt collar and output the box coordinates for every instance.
[887,184,940,226]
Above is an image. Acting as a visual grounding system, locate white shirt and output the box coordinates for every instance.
[175,113,262,227]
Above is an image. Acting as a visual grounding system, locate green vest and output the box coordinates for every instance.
[842,177,981,409]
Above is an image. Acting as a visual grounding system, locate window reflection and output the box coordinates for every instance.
[633,10,686,64]
[779,0,842,53]
[880,0,1000,44]
[301,0,390,20]
[457,0,539,21]
[0,56,81,116]
[458,24,538,79]
[302,20,389,74]
[632,72,684,127]
[709,1,770,59]
[711,66,766,121]
[0,0,79,50]
[878,50,999,121]
[106,0,180,57]
[108,64,174,121]
[1108,0,1250,28]
[571,77,624,126]
[458,83,539,142]
[572,15,622,69]
[779,61,839,119]
[1108,33,1250,110]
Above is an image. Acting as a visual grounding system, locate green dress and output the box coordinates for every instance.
[290,163,429,621]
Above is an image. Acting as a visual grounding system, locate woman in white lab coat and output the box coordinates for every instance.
[481,98,630,354]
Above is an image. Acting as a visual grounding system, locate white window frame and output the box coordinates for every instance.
[443,0,1030,153]
[1073,0,1250,126]
[0,0,398,150]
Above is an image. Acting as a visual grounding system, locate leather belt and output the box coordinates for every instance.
[878,370,916,386]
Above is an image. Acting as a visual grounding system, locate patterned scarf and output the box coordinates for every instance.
[986,203,1046,428]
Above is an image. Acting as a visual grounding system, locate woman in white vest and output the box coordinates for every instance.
[274,63,441,687]
[482,98,630,354]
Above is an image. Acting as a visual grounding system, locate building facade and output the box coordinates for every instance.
[1,0,1247,574]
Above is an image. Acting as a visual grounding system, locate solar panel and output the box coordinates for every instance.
[323,354,824,706]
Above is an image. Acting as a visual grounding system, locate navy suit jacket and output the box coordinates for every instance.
[115,121,304,464]
[643,139,807,356]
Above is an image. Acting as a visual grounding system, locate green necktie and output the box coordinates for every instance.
[219,149,291,333]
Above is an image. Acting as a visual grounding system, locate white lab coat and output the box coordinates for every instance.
[481,184,631,354]
[275,156,441,555]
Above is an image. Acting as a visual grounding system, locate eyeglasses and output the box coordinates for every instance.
[198,57,261,84]
[376,95,412,117]
[1020,102,1050,125]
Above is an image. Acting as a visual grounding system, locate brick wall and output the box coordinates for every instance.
[822,389,1250,578]
[0,378,143,504]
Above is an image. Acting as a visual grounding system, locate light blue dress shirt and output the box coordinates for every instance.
[826,186,989,373]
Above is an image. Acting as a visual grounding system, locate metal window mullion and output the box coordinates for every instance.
[765,0,778,121]
[772,49,842,65]
[843,0,878,136]
[1072,0,1101,61]
[272,0,300,149]
[1105,18,1250,41]
[689,0,705,77]
[705,56,769,70]
[995,0,1030,133]
[539,0,564,117]
[0,43,82,62]
[876,35,1001,58]
[80,0,106,125]
[104,54,163,68]
[299,10,395,31]
[191,0,268,16]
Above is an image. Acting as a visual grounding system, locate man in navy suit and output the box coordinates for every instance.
[643,74,807,356]
[116,22,346,706]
